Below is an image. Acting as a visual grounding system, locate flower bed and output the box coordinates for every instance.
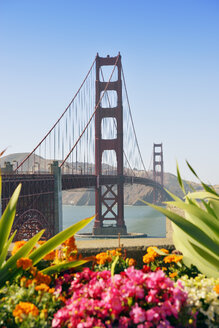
[0,162,219,327]
[0,241,219,327]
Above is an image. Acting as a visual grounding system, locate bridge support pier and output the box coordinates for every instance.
[93,53,127,235]
[51,161,63,234]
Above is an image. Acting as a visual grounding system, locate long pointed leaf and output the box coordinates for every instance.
[188,191,219,200]
[172,223,219,277]
[186,161,199,179]
[111,255,119,277]
[166,201,219,239]
[189,241,219,268]
[0,184,21,252]
[0,230,44,286]
[29,216,95,265]
[41,258,93,275]
[176,162,185,194]
[0,230,16,268]
[144,202,219,257]
[209,199,219,220]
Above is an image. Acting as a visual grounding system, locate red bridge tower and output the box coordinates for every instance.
[153,143,164,203]
[93,54,127,235]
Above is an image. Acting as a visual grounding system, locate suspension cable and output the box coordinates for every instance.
[60,54,120,167]
[121,65,148,176]
[16,57,96,171]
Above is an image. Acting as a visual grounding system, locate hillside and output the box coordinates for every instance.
[1,152,217,205]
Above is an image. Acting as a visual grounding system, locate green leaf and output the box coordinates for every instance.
[209,199,219,220]
[41,259,92,275]
[176,162,185,194]
[188,191,219,200]
[189,241,219,269]
[166,201,219,239]
[143,202,219,258]
[0,231,16,268]
[111,255,119,277]
[0,173,2,200]
[151,247,169,256]
[201,182,218,196]
[29,216,95,265]
[186,161,199,179]
[0,230,44,286]
[0,184,21,253]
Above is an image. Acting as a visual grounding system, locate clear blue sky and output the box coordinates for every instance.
[0,0,219,184]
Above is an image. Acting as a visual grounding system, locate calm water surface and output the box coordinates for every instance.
[62,205,166,237]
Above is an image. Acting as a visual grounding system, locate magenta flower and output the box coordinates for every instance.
[52,268,195,328]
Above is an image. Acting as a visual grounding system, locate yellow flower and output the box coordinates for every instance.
[146,246,159,258]
[143,253,155,264]
[16,258,33,270]
[13,302,39,322]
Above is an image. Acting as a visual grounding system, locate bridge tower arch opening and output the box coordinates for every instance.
[93,54,127,235]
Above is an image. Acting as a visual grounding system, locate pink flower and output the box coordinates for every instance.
[130,303,146,324]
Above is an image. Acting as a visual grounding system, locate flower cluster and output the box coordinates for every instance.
[94,248,136,273]
[52,267,195,328]
[180,274,219,327]
[142,247,187,279]
[0,281,61,327]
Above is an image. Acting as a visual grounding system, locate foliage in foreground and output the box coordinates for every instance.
[142,162,219,278]
[0,176,94,287]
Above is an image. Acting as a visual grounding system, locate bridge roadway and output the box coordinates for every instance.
[62,174,166,192]
[2,173,169,241]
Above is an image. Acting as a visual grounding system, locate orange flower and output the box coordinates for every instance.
[16,258,33,270]
[12,241,27,256]
[63,236,76,249]
[162,267,167,271]
[58,295,66,303]
[38,240,46,245]
[35,283,50,292]
[49,288,55,294]
[128,258,137,267]
[163,254,183,263]
[213,284,219,294]
[169,272,178,278]
[143,253,156,264]
[33,272,51,285]
[43,250,56,261]
[13,302,39,322]
[25,279,34,287]
[29,266,37,277]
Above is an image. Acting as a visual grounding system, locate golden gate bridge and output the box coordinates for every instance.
[1,53,168,240]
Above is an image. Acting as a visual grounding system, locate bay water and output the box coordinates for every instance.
[63,205,166,237]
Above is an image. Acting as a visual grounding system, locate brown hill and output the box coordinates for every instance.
[0,153,214,206]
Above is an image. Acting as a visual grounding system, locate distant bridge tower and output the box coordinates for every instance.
[93,53,127,235]
[153,143,164,203]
